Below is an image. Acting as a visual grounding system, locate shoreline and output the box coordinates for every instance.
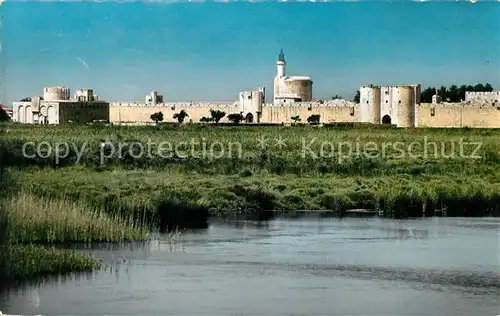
[1,212,499,286]
[216,208,499,222]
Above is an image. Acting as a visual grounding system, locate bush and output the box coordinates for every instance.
[291,115,301,123]
[307,114,320,125]
[173,110,189,124]
[0,108,10,122]
[200,117,213,123]
[150,112,163,124]
[210,110,226,123]
[228,113,244,124]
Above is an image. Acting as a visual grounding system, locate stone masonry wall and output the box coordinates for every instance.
[261,102,357,124]
[418,103,500,128]
[109,101,359,125]
[109,102,241,124]
[109,101,500,128]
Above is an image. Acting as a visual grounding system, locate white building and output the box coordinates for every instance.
[238,87,265,123]
[359,84,421,127]
[273,49,313,104]
[465,91,499,104]
[145,91,164,105]
[12,86,109,124]
[432,94,442,104]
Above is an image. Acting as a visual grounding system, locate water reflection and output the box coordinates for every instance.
[1,217,499,316]
[1,270,95,296]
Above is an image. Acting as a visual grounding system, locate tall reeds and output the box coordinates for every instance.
[0,189,150,282]
[3,192,149,244]
[2,244,99,281]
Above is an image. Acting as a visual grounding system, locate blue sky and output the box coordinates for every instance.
[1,1,499,105]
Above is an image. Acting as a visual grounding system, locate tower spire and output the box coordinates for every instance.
[278,49,285,62]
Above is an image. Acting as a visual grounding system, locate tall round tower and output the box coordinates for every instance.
[359,85,381,124]
[396,85,415,127]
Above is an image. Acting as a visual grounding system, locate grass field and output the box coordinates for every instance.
[1,122,499,280]
[2,123,499,218]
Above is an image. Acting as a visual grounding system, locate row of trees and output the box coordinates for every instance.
[150,110,245,124]
[201,110,246,124]
[420,83,494,103]
[150,110,322,125]
[291,114,320,124]
[349,83,494,103]
[151,110,190,124]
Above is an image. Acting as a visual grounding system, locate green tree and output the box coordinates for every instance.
[227,113,244,124]
[449,85,459,102]
[332,94,342,100]
[353,90,360,103]
[0,109,10,122]
[173,110,189,124]
[307,114,320,125]
[473,83,485,92]
[457,85,467,102]
[210,110,226,123]
[150,112,163,124]
[420,87,434,103]
[291,115,301,124]
[421,84,495,103]
[438,86,447,101]
[199,117,213,123]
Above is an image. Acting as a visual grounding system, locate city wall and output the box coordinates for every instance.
[109,102,240,124]
[109,101,500,128]
[417,103,500,128]
[261,102,357,124]
[109,101,359,124]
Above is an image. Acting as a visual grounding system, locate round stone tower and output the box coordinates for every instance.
[396,85,416,127]
[359,85,381,124]
[43,86,70,101]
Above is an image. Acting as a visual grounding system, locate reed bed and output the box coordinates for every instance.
[0,188,149,283]
[10,166,500,221]
[0,244,99,280]
[3,192,149,244]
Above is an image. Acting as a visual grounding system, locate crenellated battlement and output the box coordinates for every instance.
[417,102,500,128]
[110,101,239,109]
[109,100,357,109]
[465,91,500,103]
[419,102,500,109]
[264,100,357,108]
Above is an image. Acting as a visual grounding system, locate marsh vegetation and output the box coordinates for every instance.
[0,123,499,280]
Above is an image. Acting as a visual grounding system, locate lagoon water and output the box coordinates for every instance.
[1,217,499,316]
